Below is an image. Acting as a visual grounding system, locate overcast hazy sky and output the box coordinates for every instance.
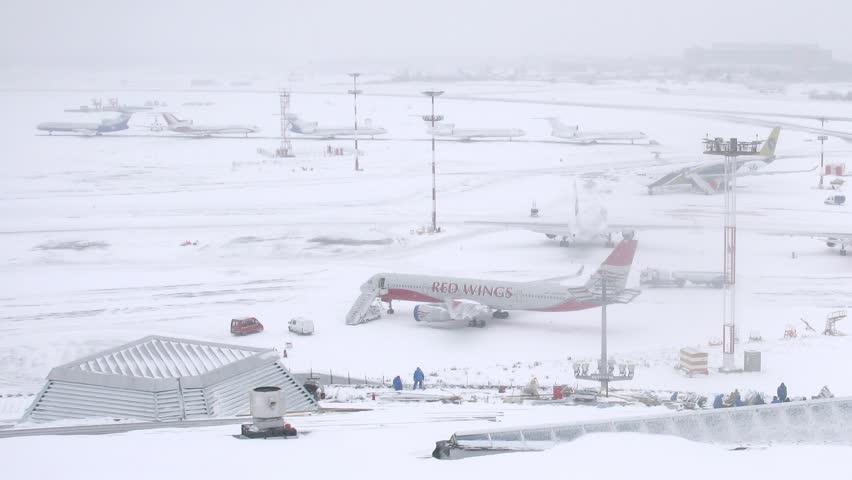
[3,0,851,70]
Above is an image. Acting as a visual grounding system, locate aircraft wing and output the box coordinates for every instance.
[560,137,597,145]
[817,234,852,242]
[71,128,99,136]
[801,232,852,242]
[535,266,585,283]
[467,220,576,236]
[762,229,852,254]
[736,165,818,177]
[468,220,701,237]
[809,233,852,254]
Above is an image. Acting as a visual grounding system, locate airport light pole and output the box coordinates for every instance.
[573,265,634,397]
[279,89,294,157]
[600,270,609,396]
[818,135,828,188]
[348,73,362,171]
[422,91,444,233]
[703,136,761,372]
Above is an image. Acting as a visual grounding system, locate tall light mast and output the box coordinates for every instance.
[422,91,444,233]
[703,135,761,372]
[348,73,362,171]
[818,135,828,188]
[573,265,634,397]
[278,89,293,157]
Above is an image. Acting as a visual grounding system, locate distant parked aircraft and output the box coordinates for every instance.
[543,118,648,144]
[467,180,637,247]
[64,97,153,114]
[427,123,525,141]
[288,115,387,139]
[37,113,134,135]
[646,127,782,194]
[161,113,259,137]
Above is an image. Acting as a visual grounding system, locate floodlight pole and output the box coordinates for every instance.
[820,136,826,179]
[703,136,761,372]
[573,262,633,396]
[422,91,444,233]
[348,73,362,171]
[600,268,609,397]
[279,89,293,157]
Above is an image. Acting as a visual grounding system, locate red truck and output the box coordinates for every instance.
[230,317,264,336]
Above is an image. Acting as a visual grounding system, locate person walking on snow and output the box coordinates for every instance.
[777,382,788,403]
[413,367,425,390]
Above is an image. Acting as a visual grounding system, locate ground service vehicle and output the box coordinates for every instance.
[640,268,724,288]
[288,317,315,335]
[230,317,264,336]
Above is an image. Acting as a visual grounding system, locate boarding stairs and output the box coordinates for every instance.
[346,287,381,325]
[825,310,847,336]
[687,173,718,195]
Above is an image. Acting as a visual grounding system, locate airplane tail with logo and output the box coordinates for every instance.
[542,117,578,135]
[759,127,781,156]
[287,115,318,133]
[584,239,639,296]
[114,113,133,127]
[161,113,186,126]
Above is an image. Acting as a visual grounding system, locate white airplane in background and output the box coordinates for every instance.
[428,123,526,141]
[161,113,259,137]
[544,118,648,144]
[646,127,784,194]
[37,113,134,136]
[467,181,638,247]
[346,239,640,327]
[288,115,387,139]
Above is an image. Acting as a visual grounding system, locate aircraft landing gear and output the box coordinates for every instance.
[841,248,847,257]
[492,310,509,319]
[468,318,486,328]
[387,300,395,314]
[559,236,571,247]
[606,233,614,248]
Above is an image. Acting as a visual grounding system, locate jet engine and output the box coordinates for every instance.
[413,302,489,328]
[413,304,451,323]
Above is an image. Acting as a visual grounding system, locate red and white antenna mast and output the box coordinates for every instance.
[278,89,293,157]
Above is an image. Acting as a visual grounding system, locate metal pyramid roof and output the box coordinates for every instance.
[55,335,267,379]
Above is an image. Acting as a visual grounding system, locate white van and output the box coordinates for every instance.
[288,317,315,335]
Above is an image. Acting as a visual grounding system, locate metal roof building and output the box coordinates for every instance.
[23,335,317,423]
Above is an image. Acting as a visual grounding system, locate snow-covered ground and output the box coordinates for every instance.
[2,76,852,474]
[2,403,850,479]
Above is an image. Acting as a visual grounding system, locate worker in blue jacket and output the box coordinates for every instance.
[413,367,425,390]
[777,382,788,402]
[392,375,403,391]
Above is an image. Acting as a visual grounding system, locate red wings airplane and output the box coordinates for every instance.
[346,239,639,327]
